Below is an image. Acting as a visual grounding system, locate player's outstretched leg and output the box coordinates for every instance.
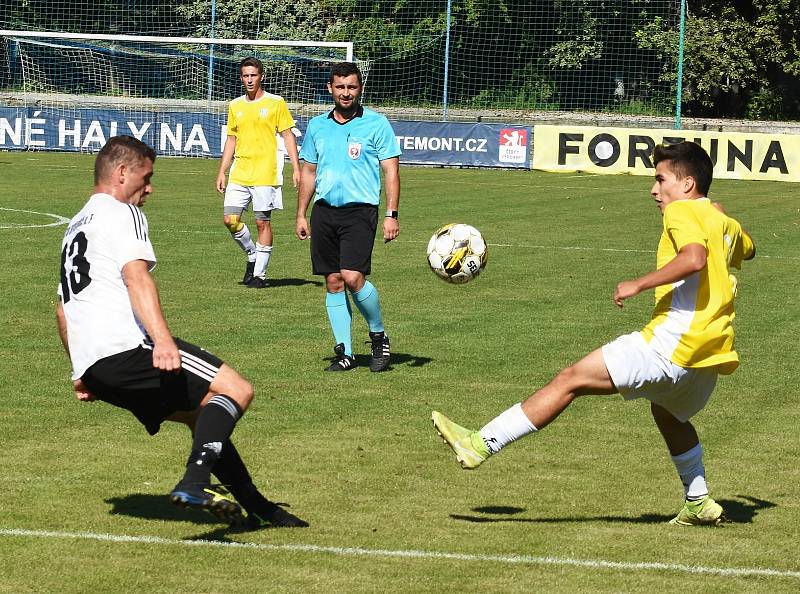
[431,411,490,469]
[170,394,245,522]
[213,440,309,529]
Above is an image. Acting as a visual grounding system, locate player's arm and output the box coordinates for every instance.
[55,299,95,401]
[380,156,400,242]
[713,201,756,261]
[122,259,181,371]
[613,243,707,308]
[296,162,316,240]
[280,127,301,188]
[216,135,236,193]
[56,298,69,355]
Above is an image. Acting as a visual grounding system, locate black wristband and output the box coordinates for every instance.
[385,210,398,219]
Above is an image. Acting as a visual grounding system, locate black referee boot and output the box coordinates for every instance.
[368,331,390,372]
[326,343,355,371]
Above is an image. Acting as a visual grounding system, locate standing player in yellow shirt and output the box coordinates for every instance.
[432,141,755,526]
[216,57,300,288]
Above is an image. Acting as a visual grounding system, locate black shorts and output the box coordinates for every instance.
[310,201,378,276]
[80,338,223,436]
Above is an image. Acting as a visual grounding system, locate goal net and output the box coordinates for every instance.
[0,31,354,154]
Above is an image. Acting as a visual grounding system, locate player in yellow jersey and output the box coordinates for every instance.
[432,141,755,526]
[216,56,300,288]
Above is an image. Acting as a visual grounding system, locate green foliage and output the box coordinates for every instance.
[640,1,800,118]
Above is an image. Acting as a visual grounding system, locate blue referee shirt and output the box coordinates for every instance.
[300,106,401,207]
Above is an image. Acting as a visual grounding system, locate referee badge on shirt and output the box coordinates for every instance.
[348,141,362,160]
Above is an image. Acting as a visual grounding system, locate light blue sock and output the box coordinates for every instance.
[351,281,384,333]
[325,291,353,356]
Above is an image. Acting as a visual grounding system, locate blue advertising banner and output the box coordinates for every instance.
[391,121,530,168]
[0,106,531,169]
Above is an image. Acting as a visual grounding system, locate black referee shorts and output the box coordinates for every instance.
[80,338,223,436]
[310,201,378,276]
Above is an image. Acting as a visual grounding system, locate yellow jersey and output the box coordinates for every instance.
[226,93,295,186]
[641,198,754,374]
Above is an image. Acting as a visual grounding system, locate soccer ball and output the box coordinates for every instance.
[426,223,488,284]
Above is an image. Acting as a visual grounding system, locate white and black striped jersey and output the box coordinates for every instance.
[58,193,156,380]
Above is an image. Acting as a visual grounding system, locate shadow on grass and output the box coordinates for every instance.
[322,352,433,370]
[104,494,309,540]
[450,495,776,525]
[106,493,221,526]
[266,277,323,288]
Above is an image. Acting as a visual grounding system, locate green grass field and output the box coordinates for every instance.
[1,151,798,593]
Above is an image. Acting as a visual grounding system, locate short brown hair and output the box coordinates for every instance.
[240,56,264,74]
[330,61,362,86]
[94,136,156,185]
[653,141,713,196]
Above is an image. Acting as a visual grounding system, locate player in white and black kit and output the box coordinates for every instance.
[56,135,307,529]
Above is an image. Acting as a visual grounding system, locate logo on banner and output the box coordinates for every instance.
[499,128,527,163]
[348,141,362,159]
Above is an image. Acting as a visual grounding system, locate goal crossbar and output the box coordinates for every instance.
[0,30,354,62]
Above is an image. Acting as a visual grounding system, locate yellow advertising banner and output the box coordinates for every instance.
[531,125,800,182]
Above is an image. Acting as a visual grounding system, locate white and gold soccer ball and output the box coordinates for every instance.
[426,223,488,284]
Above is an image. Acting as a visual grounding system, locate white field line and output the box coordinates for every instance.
[2,528,799,580]
[0,207,70,229]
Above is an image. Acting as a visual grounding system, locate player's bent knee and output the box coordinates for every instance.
[209,365,254,411]
[224,214,244,233]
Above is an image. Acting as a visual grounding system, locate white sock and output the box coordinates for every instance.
[479,403,537,454]
[671,443,708,501]
[254,243,272,278]
[232,225,256,257]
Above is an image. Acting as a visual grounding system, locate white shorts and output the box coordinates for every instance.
[601,331,718,422]
[224,184,283,214]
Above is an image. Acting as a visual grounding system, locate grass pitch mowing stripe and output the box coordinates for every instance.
[3,528,800,581]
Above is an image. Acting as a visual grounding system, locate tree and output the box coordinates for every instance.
[639,0,800,118]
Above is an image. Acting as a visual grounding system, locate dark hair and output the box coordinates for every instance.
[94,136,156,184]
[240,56,264,74]
[330,61,362,86]
[653,141,713,196]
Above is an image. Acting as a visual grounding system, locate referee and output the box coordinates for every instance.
[296,62,401,372]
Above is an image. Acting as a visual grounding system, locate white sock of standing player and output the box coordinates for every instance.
[232,226,256,262]
[254,243,272,279]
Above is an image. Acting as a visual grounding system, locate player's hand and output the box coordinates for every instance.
[152,338,182,372]
[295,217,310,240]
[383,217,399,243]
[292,170,300,189]
[613,280,641,308]
[215,173,227,194]
[73,378,95,402]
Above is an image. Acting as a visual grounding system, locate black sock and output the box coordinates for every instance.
[182,394,242,484]
[212,440,269,512]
